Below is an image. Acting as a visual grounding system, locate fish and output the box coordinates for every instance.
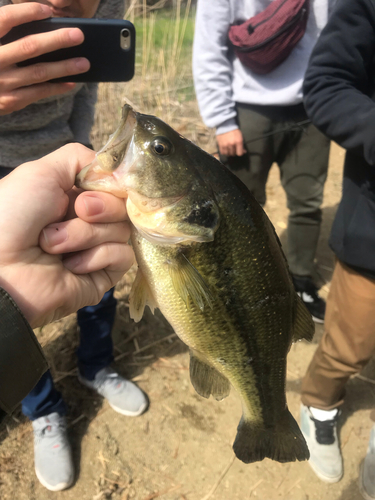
[76,104,315,464]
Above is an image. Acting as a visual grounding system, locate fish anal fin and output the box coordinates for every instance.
[292,294,315,343]
[166,253,214,312]
[233,408,309,464]
[189,350,230,401]
[129,268,157,322]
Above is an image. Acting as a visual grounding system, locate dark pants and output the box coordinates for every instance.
[220,103,330,277]
[22,289,117,420]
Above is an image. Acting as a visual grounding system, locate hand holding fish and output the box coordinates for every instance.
[0,143,134,328]
[0,3,90,115]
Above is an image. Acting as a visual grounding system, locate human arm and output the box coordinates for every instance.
[192,0,240,141]
[0,143,134,414]
[0,143,134,328]
[303,0,375,165]
[0,2,90,115]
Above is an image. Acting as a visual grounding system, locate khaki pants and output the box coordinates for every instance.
[301,261,375,410]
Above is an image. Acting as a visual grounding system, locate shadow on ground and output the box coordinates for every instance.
[0,287,188,483]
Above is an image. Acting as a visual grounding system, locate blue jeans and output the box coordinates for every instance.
[22,289,117,420]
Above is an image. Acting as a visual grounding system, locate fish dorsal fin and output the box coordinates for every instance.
[166,253,214,312]
[292,294,315,343]
[129,268,157,322]
[189,349,230,401]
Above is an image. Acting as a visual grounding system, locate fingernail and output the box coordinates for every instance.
[75,58,90,72]
[84,196,105,216]
[39,4,52,16]
[43,226,68,246]
[63,254,82,271]
[69,28,83,44]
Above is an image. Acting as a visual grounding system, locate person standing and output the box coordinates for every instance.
[298,0,375,495]
[193,0,335,323]
[0,1,147,492]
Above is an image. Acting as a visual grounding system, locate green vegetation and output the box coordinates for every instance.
[134,8,196,63]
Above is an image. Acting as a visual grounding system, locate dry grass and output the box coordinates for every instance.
[91,0,215,152]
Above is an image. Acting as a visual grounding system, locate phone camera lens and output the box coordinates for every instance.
[121,29,130,39]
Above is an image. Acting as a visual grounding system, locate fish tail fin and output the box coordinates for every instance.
[233,408,309,464]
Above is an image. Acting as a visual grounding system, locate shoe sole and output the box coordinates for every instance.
[307,459,343,483]
[312,315,324,324]
[109,400,148,417]
[359,461,375,500]
[35,468,74,492]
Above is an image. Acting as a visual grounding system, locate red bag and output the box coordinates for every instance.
[228,0,309,74]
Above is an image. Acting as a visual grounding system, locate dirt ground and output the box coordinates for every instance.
[2,141,373,500]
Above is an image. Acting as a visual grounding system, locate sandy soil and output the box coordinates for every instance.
[1,141,373,500]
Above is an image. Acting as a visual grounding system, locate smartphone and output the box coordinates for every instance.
[0,18,136,82]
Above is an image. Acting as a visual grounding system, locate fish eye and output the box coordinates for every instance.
[151,137,173,156]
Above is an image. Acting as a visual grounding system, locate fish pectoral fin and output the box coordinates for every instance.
[189,350,230,401]
[129,267,157,322]
[292,294,315,343]
[233,408,309,464]
[166,253,214,312]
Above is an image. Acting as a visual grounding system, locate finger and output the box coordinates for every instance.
[0,58,90,92]
[218,143,227,156]
[40,219,131,254]
[0,144,96,245]
[0,3,52,39]
[236,141,245,156]
[64,186,82,221]
[75,192,128,223]
[227,144,235,157]
[0,82,76,115]
[63,242,135,278]
[0,27,84,67]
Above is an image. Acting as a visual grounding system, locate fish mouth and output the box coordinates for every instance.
[75,105,137,197]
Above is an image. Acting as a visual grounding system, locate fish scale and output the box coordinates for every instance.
[76,104,315,464]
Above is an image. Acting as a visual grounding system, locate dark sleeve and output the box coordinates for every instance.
[303,0,375,165]
[0,288,48,414]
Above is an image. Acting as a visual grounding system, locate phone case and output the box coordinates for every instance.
[0,18,136,82]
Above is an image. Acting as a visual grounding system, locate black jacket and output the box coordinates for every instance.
[303,0,375,279]
[0,287,48,420]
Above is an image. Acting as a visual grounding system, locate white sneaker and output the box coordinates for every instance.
[300,403,343,483]
[78,367,148,416]
[359,425,375,500]
[32,412,74,491]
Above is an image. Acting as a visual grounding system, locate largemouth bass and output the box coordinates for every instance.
[76,105,314,464]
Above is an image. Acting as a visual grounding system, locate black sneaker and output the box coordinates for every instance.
[292,275,326,324]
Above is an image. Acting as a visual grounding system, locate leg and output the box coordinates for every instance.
[22,372,73,492]
[301,261,375,410]
[278,123,330,277]
[76,288,117,380]
[222,104,274,206]
[300,261,375,483]
[77,288,148,416]
[22,370,66,420]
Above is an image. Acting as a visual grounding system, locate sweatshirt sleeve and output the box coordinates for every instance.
[68,83,98,147]
[0,287,48,414]
[303,0,375,165]
[192,0,238,135]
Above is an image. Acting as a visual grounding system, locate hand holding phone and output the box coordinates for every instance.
[0,3,89,116]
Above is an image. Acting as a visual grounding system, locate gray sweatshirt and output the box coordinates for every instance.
[193,0,335,135]
[0,0,124,168]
